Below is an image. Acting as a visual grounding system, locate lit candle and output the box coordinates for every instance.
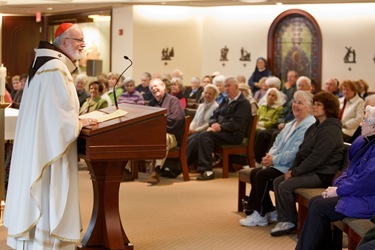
[0,64,6,96]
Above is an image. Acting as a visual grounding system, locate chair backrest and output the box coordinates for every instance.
[246,115,258,169]
[179,116,191,152]
[333,142,351,182]
[341,142,351,171]
[247,114,258,144]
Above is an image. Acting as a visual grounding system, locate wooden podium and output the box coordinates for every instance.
[78,104,167,249]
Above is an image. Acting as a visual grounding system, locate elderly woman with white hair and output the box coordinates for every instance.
[171,77,187,109]
[257,87,284,130]
[212,74,227,104]
[74,73,89,107]
[240,91,315,228]
[296,105,375,250]
[189,84,219,134]
[258,76,286,107]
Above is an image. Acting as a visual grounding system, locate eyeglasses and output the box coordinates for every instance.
[66,37,85,44]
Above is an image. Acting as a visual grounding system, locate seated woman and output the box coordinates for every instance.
[107,72,124,105]
[185,76,204,103]
[339,80,364,142]
[257,87,284,130]
[79,81,108,115]
[239,83,258,116]
[213,75,227,105]
[189,84,219,134]
[357,79,369,99]
[247,57,272,94]
[171,77,187,109]
[240,91,316,227]
[253,77,268,103]
[296,105,375,250]
[118,78,145,105]
[271,91,344,237]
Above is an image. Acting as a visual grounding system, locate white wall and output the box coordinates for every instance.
[112,3,375,90]
[112,6,134,78]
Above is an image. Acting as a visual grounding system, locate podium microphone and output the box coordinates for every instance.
[113,56,133,110]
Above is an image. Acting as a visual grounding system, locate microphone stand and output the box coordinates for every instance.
[113,56,133,110]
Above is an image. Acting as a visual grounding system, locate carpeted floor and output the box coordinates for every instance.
[1,164,299,249]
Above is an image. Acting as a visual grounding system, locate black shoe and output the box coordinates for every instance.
[196,172,215,181]
[160,167,180,178]
[122,169,134,182]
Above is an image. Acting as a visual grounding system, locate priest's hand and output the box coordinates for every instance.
[80,118,98,127]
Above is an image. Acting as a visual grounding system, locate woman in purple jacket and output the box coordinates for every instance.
[296,105,375,250]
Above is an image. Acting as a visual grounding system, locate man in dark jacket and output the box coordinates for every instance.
[186,76,252,180]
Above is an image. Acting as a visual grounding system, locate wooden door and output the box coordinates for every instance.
[2,16,42,83]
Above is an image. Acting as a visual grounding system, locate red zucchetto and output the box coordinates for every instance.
[54,23,74,38]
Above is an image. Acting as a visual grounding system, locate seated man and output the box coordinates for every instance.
[147,78,185,185]
[186,76,252,180]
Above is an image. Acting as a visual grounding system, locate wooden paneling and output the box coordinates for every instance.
[1,16,42,79]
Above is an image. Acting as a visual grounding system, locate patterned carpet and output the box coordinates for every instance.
[1,166,299,249]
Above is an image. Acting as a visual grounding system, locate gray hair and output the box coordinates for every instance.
[294,90,314,113]
[53,24,80,47]
[365,94,375,107]
[74,73,87,84]
[190,76,200,84]
[141,72,152,80]
[171,69,183,80]
[265,76,281,89]
[171,77,184,92]
[124,77,135,85]
[212,75,226,86]
[296,76,312,90]
[225,76,239,86]
[365,105,375,125]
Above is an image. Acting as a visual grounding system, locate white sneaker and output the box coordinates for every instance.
[267,210,278,223]
[270,222,295,237]
[239,211,268,227]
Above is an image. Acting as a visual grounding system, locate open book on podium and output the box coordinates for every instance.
[79,108,127,123]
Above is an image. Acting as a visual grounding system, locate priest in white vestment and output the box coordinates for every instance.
[3,23,97,250]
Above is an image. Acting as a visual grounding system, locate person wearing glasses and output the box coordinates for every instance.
[296,105,375,250]
[4,23,96,249]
